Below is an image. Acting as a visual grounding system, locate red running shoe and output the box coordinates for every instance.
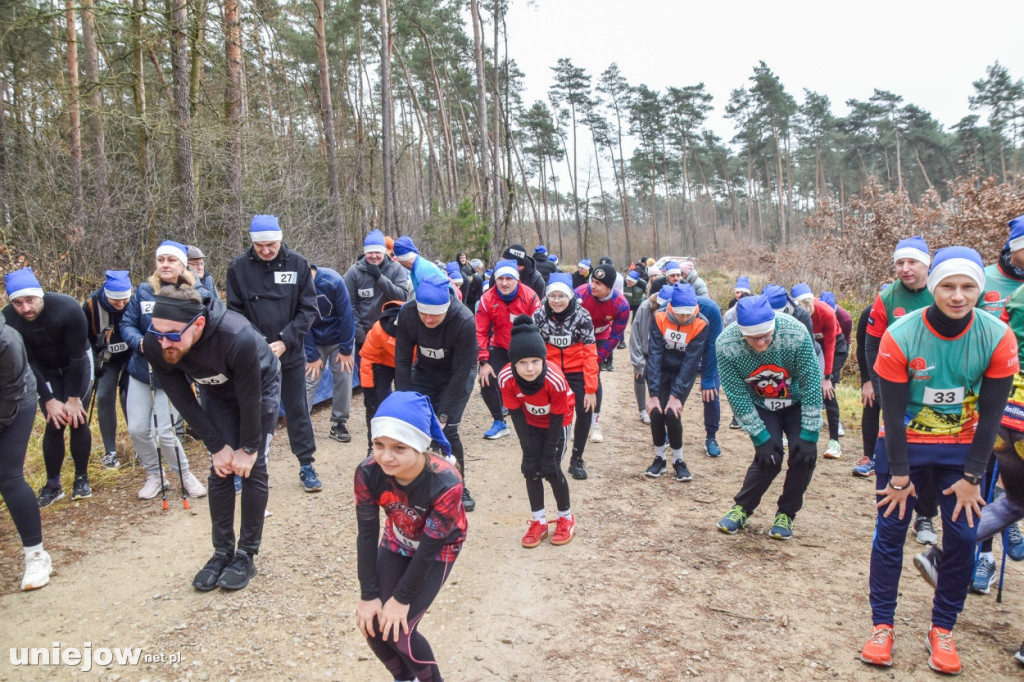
[927,626,962,675]
[551,514,577,546]
[860,624,895,667]
[521,520,549,548]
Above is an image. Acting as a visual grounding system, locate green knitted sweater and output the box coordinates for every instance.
[716,313,823,445]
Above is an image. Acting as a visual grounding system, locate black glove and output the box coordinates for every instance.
[789,438,817,467]
[355,327,367,345]
[94,363,106,378]
[753,440,784,467]
[361,260,382,280]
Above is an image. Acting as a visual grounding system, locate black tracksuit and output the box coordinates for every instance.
[394,293,478,474]
[148,306,280,556]
[226,244,318,464]
[3,293,92,481]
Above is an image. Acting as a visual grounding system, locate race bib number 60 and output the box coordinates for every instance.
[923,386,965,405]
[274,271,297,284]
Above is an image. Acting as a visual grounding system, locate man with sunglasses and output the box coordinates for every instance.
[715,295,822,540]
[145,286,280,592]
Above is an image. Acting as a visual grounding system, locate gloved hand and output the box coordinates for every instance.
[789,438,817,467]
[94,363,106,379]
[361,259,382,280]
[753,440,784,467]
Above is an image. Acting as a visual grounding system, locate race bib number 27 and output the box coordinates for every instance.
[274,271,298,284]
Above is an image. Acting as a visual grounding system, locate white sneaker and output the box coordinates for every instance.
[824,439,842,459]
[837,421,846,437]
[590,424,604,443]
[21,550,52,591]
[181,471,207,498]
[639,409,651,424]
[138,473,170,500]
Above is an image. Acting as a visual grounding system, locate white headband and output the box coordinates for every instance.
[371,415,431,453]
[892,247,930,266]
[739,319,776,337]
[926,259,986,294]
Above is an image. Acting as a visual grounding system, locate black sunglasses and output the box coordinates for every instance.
[147,314,202,342]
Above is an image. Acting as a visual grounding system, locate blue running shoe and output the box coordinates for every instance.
[234,474,243,495]
[971,555,996,595]
[853,456,875,478]
[770,512,794,540]
[704,438,722,457]
[483,420,509,440]
[299,464,323,493]
[717,505,748,534]
[1007,523,1024,562]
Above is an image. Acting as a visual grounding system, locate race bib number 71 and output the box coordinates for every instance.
[274,271,297,284]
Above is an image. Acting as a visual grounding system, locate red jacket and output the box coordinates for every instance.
[810,299,840,375]
[498,363,575,429]
[474,284,541,362]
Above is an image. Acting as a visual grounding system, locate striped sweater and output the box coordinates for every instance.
[716,313,822,445]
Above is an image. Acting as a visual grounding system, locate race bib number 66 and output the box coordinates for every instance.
[274,271,297,284]
[923,386,965,405]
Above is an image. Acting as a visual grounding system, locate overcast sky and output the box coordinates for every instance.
[502,0,1024,145]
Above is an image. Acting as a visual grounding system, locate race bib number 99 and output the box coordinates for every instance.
[275,271,297,284]
[923,386,965,406]
[663,329,687,348]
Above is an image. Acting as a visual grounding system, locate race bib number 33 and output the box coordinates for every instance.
[923,386,965,405]
[274,271,298,284]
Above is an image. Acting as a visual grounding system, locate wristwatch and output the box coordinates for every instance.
[962,473,983,486]
[241,445,258,455]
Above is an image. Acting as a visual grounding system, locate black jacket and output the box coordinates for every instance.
[147,304,279,454]
[3,293,90,401]
[226,243,318,367]
[394,292,478,421]
[534,255,558,283]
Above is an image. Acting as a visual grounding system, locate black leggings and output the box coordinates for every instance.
[40,372,92,481]
[650,406,683,450]
[521,423,571,513]
[0,399,42,546]
[365,548,453,682]
[862,396,880,461]
[363,365,396,449]
[480,346,510,422]
[823,350,848,440]
[564,371,593,460]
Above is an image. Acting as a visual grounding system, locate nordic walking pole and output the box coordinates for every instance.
[167,401,191,510]
[149,368,168,511]
[87,326,111,425]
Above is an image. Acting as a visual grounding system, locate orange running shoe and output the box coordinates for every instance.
[860,624,895,667]
[551,514,577,546]
[521,520,549,548]
[927,626,962,675]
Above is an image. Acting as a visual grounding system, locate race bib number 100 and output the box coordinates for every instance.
[275,271,297,284]
[923,386,965,406]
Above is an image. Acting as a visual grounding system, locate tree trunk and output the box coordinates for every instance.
[167,0,196,240]
[64,0,85,245]
[378,0,395,233]
[131,0,154,250]
[469,0,490,227]
[313,0,342,235]
[80,0,110,251]
[189,0,207,115]
[223,0,244,249]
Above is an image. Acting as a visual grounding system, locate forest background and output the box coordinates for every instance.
[2,0,1024,307]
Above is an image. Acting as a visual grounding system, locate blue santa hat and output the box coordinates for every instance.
[669,283,697,316]
[546,272,574,299]
[415,275,452,315]
[371,391,451,456]
[626,270,640,283]
[548,254,559,264]
[656,284,675,309]
[5,267,44,300]
[578,258,591,271]
[791,283,814,303]
[663,261,682,276]
[534,245,548,256]
[156,240,188,266]
[761,284,789,312]
[494,259,520,281]
[363,229,387,254]
[735,275,751,293]
[484,268,493,278]
[393,236,419,262]
[249,215,283,243]
[927,246,986,294]
[446,262,464,284]
[893,236,930,266]
[103,270,133,300]
[819,291,837,310]
[736,296,776,337]
[1006,215,1024,253]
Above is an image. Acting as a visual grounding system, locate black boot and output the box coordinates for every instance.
[568,457,588,480]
